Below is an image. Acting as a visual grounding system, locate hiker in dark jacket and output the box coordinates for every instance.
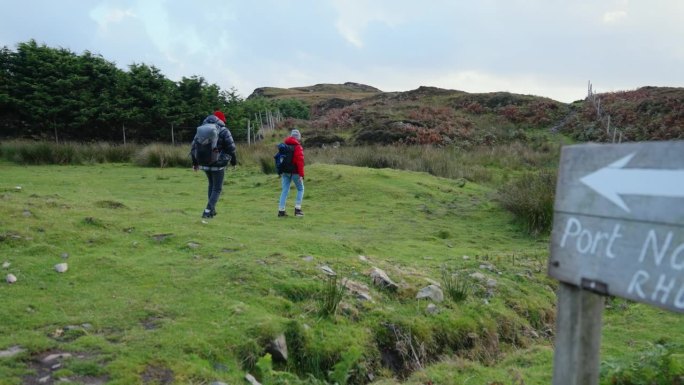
[191,111,237,218]
[278,129,305,217]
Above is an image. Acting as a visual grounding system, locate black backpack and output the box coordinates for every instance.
[274,143,295,175]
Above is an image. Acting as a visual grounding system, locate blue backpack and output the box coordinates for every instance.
[274,143,295,175]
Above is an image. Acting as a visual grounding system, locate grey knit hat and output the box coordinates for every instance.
[290,129,301,140]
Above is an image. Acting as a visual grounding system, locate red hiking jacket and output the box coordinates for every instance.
[284,136,305,177]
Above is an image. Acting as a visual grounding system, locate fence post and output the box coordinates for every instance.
[552,282,604,385]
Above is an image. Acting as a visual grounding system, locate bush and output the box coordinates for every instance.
[497,170,556,236]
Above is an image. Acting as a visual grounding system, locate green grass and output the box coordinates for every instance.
[1,161,682,384]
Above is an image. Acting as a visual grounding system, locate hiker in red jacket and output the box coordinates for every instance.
[278,129,305,217]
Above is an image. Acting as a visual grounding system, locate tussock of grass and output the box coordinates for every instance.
[133,144,191,168]
[497,170,556,235]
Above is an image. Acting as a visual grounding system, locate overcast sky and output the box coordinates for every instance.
[1,0,682,103]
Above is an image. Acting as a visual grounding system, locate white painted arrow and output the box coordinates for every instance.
[580,152,684,212]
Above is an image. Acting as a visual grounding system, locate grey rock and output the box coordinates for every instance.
[0,345,25,358]
[210,382,228,385]
[343,279,372,301]
[6,273,17,284]
[245,373,261,385]
[358,255,368,262]
[320,265,336,276]
[470,272,486,280]
[42,352,72,363]
[2,261,9,269]
[416,284,444,302]
[426,303,439,314]
[267,334,288,362]
[54,263,68,273]
[301,255,314,262]
[61,252,69,259]
[486,278,498,288]
[369,267,398,290]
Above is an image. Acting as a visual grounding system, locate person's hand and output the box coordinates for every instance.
[230,155,237,167]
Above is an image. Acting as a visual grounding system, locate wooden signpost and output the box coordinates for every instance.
[548,141,684,385]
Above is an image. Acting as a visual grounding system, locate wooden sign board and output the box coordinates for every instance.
[549,141,684,313]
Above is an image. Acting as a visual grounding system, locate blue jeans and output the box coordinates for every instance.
[279,173,304,210]
[204,169,225,213]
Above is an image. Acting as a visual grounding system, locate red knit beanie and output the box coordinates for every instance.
[213,111,226,123]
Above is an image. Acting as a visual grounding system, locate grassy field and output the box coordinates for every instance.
[1,160,682,384]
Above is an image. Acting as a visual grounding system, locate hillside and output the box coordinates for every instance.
[2,159,683,384]
[248,82,382,105]
[250,83,683,147]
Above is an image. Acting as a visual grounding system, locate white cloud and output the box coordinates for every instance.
[603,10,628,24]
[90,5,136,32]
[331,0,423,47]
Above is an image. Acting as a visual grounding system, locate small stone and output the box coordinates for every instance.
[0,345,25,358]
[358,255,368,262]
[54,263,68,273]
[343,279,372,301]
[15,186,22,191]
[38,375,50,384]
[486,279,498,288]
[61,252,69,259]
[6,274,17,284]
[51,363,62,370]
[426,303,439,314]
[267,334,288,362]
[187,242,200,249]
[462,255,470,260]
[2,261,10,269]
[81,323,93,329]
[22,209,32,217]
[470,272,486,280]
[320,265,336,276]
[301,255,314,262]
[201,220,209,224]
[369,267,398,291]
[245,373,262,385]
[42,353,72,363]
[210,382,228,385]
[416,284,444,302]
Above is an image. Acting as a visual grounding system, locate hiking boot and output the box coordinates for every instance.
[278,210,287,217]
[210,209,217,217]
[202,209,213,218]
[294,208,304,217]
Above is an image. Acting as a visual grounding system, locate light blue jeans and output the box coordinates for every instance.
[279,173,304,210]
